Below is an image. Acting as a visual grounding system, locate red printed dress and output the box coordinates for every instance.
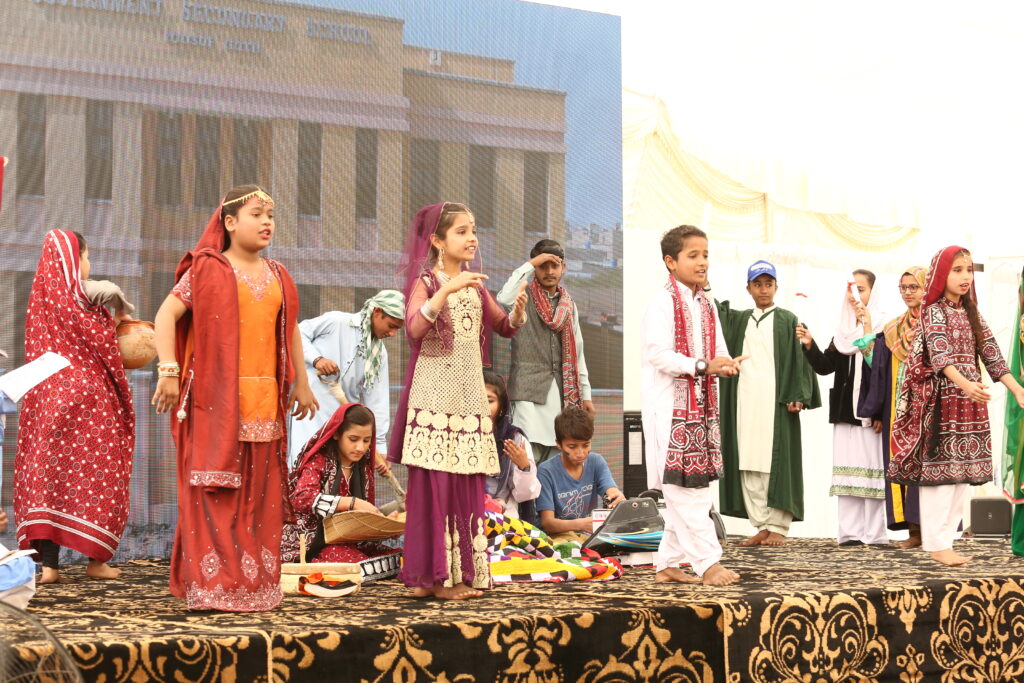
[891,297,1010,486]
[14,230,135,561]
[170,258,291,611]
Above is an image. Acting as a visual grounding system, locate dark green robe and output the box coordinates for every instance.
[716,301,821,521]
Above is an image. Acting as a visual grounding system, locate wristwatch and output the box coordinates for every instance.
[695,359,708,376]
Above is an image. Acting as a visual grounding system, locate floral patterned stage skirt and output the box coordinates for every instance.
[399,466,490,590]
[170,440,286,612]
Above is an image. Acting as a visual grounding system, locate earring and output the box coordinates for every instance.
[437,247,445,269]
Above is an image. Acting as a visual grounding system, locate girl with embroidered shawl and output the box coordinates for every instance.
[1004,266,1024,556]
[890,246,1024,566]
[15,230,135,583]
[389,202,527,600]
[797,270,888,546]
[281,403,398,564]
[152,185,318,611]
[857,266,928,547]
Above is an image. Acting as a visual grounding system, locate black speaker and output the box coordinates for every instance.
[623,411,648,498]
[970,497,1011,536]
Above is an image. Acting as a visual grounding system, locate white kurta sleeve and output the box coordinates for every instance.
[496,261,535,308]
[510,432,542,503]
[298,312,340,368]
[642,291,697,378]
[571,304,593,402]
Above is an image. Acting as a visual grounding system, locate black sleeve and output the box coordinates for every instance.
[803,338,838,375]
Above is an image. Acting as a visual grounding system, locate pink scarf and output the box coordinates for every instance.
[528,278,582,408]
[663,276,722,488]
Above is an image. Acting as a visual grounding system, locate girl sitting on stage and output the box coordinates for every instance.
[483,371,541,521]
[280,403,398,564]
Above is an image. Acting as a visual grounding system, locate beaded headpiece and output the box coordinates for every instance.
[222,188,274,210]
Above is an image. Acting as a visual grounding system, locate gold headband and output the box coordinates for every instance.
[222,188,275,209]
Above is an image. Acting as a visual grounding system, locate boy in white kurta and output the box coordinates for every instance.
[641,225,744,586]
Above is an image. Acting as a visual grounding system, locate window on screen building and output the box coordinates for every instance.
[85,100,113,201]
[355,128,377,221]
[469,145,495,228]
[524,151,549,234]
[233,118,260,187]
[194,115,220,210]
[298,121,322,217]
[155,112,182,208]
[17,94,45,197]
[410,138,439,218]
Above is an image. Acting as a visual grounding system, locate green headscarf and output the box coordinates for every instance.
[358,289,405,390]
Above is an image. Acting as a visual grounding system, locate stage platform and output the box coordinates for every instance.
[20,537,1024,682]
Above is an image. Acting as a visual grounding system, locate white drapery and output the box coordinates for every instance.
[624,89,919,251]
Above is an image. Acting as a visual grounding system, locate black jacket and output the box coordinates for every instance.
[802,338,866,427]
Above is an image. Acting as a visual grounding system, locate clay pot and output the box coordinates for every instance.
[116,320,157,370]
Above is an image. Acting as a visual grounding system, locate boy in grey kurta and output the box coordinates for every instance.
[716,261,820,546]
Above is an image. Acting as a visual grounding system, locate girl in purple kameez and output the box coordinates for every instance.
[390,202,527,600]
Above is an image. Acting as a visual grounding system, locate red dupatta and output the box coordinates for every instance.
[171,206,299,489]
[15,230,135,561]
[290,402,377,506]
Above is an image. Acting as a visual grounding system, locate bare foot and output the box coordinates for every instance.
[86,561,121,579]
[702,563,739,586]
[655,567,700,583]
[410,587,433,598]
[740,529,769,547]
[930,549,971,566]
[895,535,922,549]
[762,532,787,546]
[39,567,67,584]
[434,583,483,600]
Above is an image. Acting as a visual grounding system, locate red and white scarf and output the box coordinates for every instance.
[664,276,722,488]
[529,278,582,408]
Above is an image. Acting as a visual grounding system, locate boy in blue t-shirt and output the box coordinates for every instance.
[537,407,625,542]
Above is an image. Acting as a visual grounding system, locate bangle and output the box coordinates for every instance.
[312,357,324,368]
[158,361,180,370]
[348,496,356,511]
[420,301,440,323]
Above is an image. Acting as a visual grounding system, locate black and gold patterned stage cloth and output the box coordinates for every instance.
[21,538,1024,682]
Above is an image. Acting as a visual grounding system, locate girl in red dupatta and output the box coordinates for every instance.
[15,230,135,583]
[390,202,527,600]
[890,246,1024,566]
[152,185,318,611]
[281,403,398,564]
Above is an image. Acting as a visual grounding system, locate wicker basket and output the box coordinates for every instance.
[279,536,362,596]
[323,510,405,544]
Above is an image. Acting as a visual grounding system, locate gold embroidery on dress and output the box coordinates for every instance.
[447,519,462,589]
[239,415,283,442]
[471,517,490,589]
[233,260,274,301]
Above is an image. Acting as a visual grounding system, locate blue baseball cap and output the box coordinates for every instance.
[747,260,777,282]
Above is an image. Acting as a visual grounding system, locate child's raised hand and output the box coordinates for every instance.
[152,376,180,414]
[502,438,531,470]
[963,381,991,404]
[511,282,529,324]
[445,271,487,293]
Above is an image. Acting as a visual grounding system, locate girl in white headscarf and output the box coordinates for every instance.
[796,270,888,546]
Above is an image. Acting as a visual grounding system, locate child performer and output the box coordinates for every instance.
[152,185,318,611]
[483,371,541,520]
[1006,266,1024,557]
[796,270,887,546]
[389,202,527,600]
[858,266,928,548]
[717,261,820,547]
[641,225,744,586]
[890,247,1024,566]
[281,403,398,564]
[15,230,135,583]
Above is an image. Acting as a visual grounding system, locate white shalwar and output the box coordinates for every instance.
[920,483,969,553]
[833,423,887,545]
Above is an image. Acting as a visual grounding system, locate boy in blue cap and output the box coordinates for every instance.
[716,261,820,546]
